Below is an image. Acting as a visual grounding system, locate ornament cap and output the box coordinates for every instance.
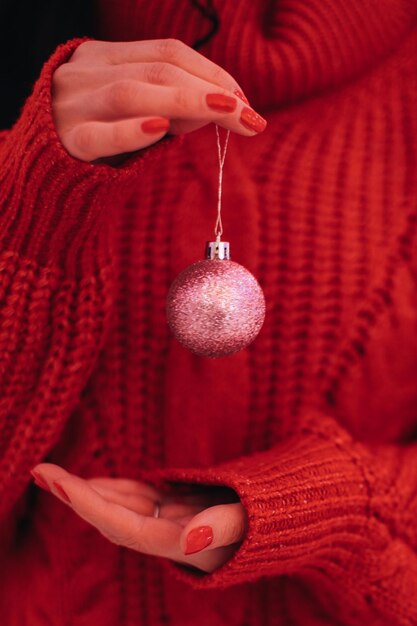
[205,240,230,260]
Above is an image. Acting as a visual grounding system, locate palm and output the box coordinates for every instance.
[32,464,247,574]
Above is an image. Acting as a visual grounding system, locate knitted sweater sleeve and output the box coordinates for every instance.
[151,261,417,624]
[0,39,176,528]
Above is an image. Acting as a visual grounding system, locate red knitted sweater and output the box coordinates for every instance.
[1,1,417,624]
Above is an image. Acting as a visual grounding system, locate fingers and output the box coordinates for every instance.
[86,476,161,500]
[61,77,264,136]
[55,61,245,100]
[56,69,265,160]
[87,482,156,517]
[179,503,248,555]
[88,479,203,521]
[63,117,170,161]
[32,463,181,558]
[71,39,246,97]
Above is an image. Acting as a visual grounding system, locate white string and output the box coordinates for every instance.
[214,125,230,240]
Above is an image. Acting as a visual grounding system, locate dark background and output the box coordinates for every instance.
[0,0,217,129]
[0,0,95,129]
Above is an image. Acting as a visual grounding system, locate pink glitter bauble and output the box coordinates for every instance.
[166,259,266,358]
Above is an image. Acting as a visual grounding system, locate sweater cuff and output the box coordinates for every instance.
[151,416,371,589]
[0,37,180,278]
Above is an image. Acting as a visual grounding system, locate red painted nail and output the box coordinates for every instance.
[239,107,267,133]
[52,481,71,504]
[30,469,51,492]
[206,93,237,113]
[34,478,51,492]
[234,89,249,105]
[184,526,213,555]
[141,118,170,134]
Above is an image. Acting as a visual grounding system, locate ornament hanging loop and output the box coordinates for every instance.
[214,125,230,241]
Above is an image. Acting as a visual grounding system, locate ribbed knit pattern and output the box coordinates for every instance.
[1,1,417,624]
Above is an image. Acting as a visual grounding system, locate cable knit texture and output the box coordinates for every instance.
[0,1,417,624]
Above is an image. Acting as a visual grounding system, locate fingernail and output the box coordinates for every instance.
[239,107,267,133]
[234,89,249,105]
[206,93,237,113]
[52,481,71,504]
[141,118,170,134]
[184,526,213,555]
[30,469,51,492]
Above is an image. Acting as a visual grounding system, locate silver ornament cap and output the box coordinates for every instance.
[166,241,266,358]
[205,240,230,260]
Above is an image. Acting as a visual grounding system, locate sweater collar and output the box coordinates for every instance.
[98,0,417,109]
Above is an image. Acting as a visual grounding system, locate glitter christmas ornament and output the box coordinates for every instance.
[166,126,266,358]
[166,239,266,357]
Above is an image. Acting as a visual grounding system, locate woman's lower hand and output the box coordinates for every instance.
[52,38,267,162]
[30,463,248,574]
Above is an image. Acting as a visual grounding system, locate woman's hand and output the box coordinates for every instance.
[31,463,248,574]
[52,38,267,162]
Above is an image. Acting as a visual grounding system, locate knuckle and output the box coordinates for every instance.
[52,63,70,86]
[122,519,149,553]
[230,519,246,544]
[220,522,242,546]
[145,62,171,85]
[121,532,140,550]
[106,80,136,111]
[71,40,103,61]
[100,528,130,547]
[72,125,96,160]
[219,510,247,546]
[52,64,85,92]
[173,87,190,113]
[210,64,231,88]
[111,124,128,152]
[156,38,186,61]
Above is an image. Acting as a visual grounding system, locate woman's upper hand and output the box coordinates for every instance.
[31,463,248,574]
[52,38,267,162]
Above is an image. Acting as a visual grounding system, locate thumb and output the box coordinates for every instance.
[180,503,248,555]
